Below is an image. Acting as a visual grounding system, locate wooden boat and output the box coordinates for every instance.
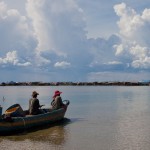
[0,100,70,135]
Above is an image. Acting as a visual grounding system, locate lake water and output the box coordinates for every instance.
[0,86,150,150]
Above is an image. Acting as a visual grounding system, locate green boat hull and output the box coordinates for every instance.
[0,107,68,135]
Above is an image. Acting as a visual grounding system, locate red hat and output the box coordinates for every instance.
[53,90,62,98]
[55,90,62,95]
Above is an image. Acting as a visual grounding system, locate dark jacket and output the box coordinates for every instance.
[29,98,41,115]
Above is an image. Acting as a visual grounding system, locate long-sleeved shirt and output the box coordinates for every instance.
[51,96,64,110]
[29,98,40,115]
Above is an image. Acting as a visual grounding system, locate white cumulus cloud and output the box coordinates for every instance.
[0,51,31,66]
[114,3,150,69]
[54,61,71,69]
[0,1,36,68]
[0,0,150,82]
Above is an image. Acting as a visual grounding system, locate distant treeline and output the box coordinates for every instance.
[0,81,150,86]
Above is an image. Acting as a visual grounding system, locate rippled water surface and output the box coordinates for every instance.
[0,86,150,150]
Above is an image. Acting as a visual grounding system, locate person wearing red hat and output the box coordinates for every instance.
[51,90,65,110]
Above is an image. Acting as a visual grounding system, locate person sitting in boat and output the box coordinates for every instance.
[29,91,43,115]
[51,90,65,110]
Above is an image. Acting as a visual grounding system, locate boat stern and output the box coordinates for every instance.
[0,106,2,118]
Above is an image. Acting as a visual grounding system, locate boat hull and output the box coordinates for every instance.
[0,108,67,135]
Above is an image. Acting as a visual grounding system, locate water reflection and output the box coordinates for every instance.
[0,118,71,146]
[1,86,150,150]
[114,87,150,149]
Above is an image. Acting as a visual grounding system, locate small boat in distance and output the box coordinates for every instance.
[0,100,70,135]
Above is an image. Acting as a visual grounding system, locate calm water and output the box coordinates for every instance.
[0,86,150,150]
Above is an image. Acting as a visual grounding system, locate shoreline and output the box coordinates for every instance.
[0,81,150,86]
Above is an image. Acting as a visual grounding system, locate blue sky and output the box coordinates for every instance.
[0,0,150,82]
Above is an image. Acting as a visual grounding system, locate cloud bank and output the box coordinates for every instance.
[114,3,150,70]
[0,0,150,81]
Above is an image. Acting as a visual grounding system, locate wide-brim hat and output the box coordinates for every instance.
[55,90,62,95]
[53,90,62,97]
[32,91,39,96]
